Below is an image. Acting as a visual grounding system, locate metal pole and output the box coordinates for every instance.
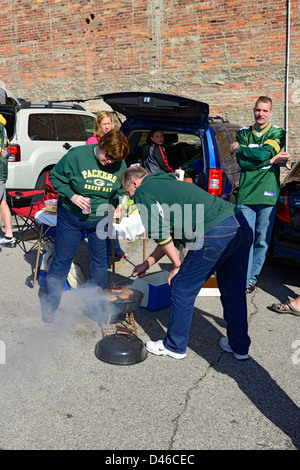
[285,0,291,152]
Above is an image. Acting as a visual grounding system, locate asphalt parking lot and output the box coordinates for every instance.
[0,230,299,453]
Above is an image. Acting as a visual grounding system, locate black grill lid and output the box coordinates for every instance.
[95,334,147,365]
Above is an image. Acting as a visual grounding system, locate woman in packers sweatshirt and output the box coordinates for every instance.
[86,110,127,259]
[40,129,130,323]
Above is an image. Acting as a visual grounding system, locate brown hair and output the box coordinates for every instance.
[94,110,114,137]
[98,129,130,161]
[255,96,273,110]
[122,165,148,187]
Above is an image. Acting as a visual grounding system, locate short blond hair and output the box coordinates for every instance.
[255,96,273,110]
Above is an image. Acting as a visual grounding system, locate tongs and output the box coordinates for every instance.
[113,274,135,287]
[123,257,136,268]
[112,257,136,287]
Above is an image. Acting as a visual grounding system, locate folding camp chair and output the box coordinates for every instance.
[8,172,58,253]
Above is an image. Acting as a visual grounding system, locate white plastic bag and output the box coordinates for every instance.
[113,214,145,242]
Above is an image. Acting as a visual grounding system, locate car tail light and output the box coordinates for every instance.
[276,188,291,223]
[7,145,21,162]
[208,169,223,196]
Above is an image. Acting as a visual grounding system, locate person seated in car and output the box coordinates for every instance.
[143,127,174,174]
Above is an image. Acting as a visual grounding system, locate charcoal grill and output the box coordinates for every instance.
[102,287,144,317]
[99,287,143,336]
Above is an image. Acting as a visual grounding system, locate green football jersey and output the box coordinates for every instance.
[236,123,285,205]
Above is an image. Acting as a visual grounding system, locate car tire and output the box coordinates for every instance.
[31,171,48,203]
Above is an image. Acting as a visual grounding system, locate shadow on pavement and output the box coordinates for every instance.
[135,305,300,450]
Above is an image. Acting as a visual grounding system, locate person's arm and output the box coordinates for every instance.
[153,145,174,173]
[133,241,181,285]
[232,128,286,170]
[237,146,276,170]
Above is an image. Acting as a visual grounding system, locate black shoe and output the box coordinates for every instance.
[246,281,256,294]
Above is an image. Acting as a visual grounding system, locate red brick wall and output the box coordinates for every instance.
[1,0,299,159]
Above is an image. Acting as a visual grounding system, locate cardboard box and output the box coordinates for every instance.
[198,273,220,296]
[132,271,171,311]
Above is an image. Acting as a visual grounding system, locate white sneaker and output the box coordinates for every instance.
[146,340,186,360]
[219,337,249,360]
[0,236,16,248]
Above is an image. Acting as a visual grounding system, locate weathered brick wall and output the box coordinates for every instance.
[1,0,299,159]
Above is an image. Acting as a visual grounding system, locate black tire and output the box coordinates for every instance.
[32,171,47,203]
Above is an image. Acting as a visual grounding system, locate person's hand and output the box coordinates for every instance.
[132,261,149,278]
[71,194,90,211]
[229,142,240,154]
[270,152,289,165]
[1,149,7,158]
[167,266,181,285]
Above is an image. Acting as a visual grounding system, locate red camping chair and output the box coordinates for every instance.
[8,172,59,253]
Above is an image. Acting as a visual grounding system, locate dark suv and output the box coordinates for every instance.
[100,92,241,202]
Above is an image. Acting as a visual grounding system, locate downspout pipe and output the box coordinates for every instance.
[285,0,291,153]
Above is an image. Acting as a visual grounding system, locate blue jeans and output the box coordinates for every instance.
[164,212,252,356]
[43,202,110,311]
[237,204,278,287]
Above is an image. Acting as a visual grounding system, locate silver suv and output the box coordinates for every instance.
[0,87,95,190]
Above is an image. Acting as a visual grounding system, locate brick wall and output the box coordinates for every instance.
[1,0,299,159]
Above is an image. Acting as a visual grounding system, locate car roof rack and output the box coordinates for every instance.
[208,115,229,123]
[20,101,85,110]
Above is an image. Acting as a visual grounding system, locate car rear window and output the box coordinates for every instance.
[56,114,92,141]
[215,130,240,180]
[28,113,95,141]
[28,114,56,141]
[216,130,232,163]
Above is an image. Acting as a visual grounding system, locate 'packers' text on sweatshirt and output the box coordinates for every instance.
[50,144,126,220]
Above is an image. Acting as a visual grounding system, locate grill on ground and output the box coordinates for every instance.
[95,286,147,365]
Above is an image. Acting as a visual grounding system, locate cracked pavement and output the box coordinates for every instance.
[0,236,299,451]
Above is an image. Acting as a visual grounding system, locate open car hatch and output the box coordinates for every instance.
[100,92,209,127]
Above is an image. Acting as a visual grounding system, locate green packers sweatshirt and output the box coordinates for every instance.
[50,144,126,220]
[134,171,239,247]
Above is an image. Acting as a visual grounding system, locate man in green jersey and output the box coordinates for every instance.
[122,166,253,360]
[230,96,289,293]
